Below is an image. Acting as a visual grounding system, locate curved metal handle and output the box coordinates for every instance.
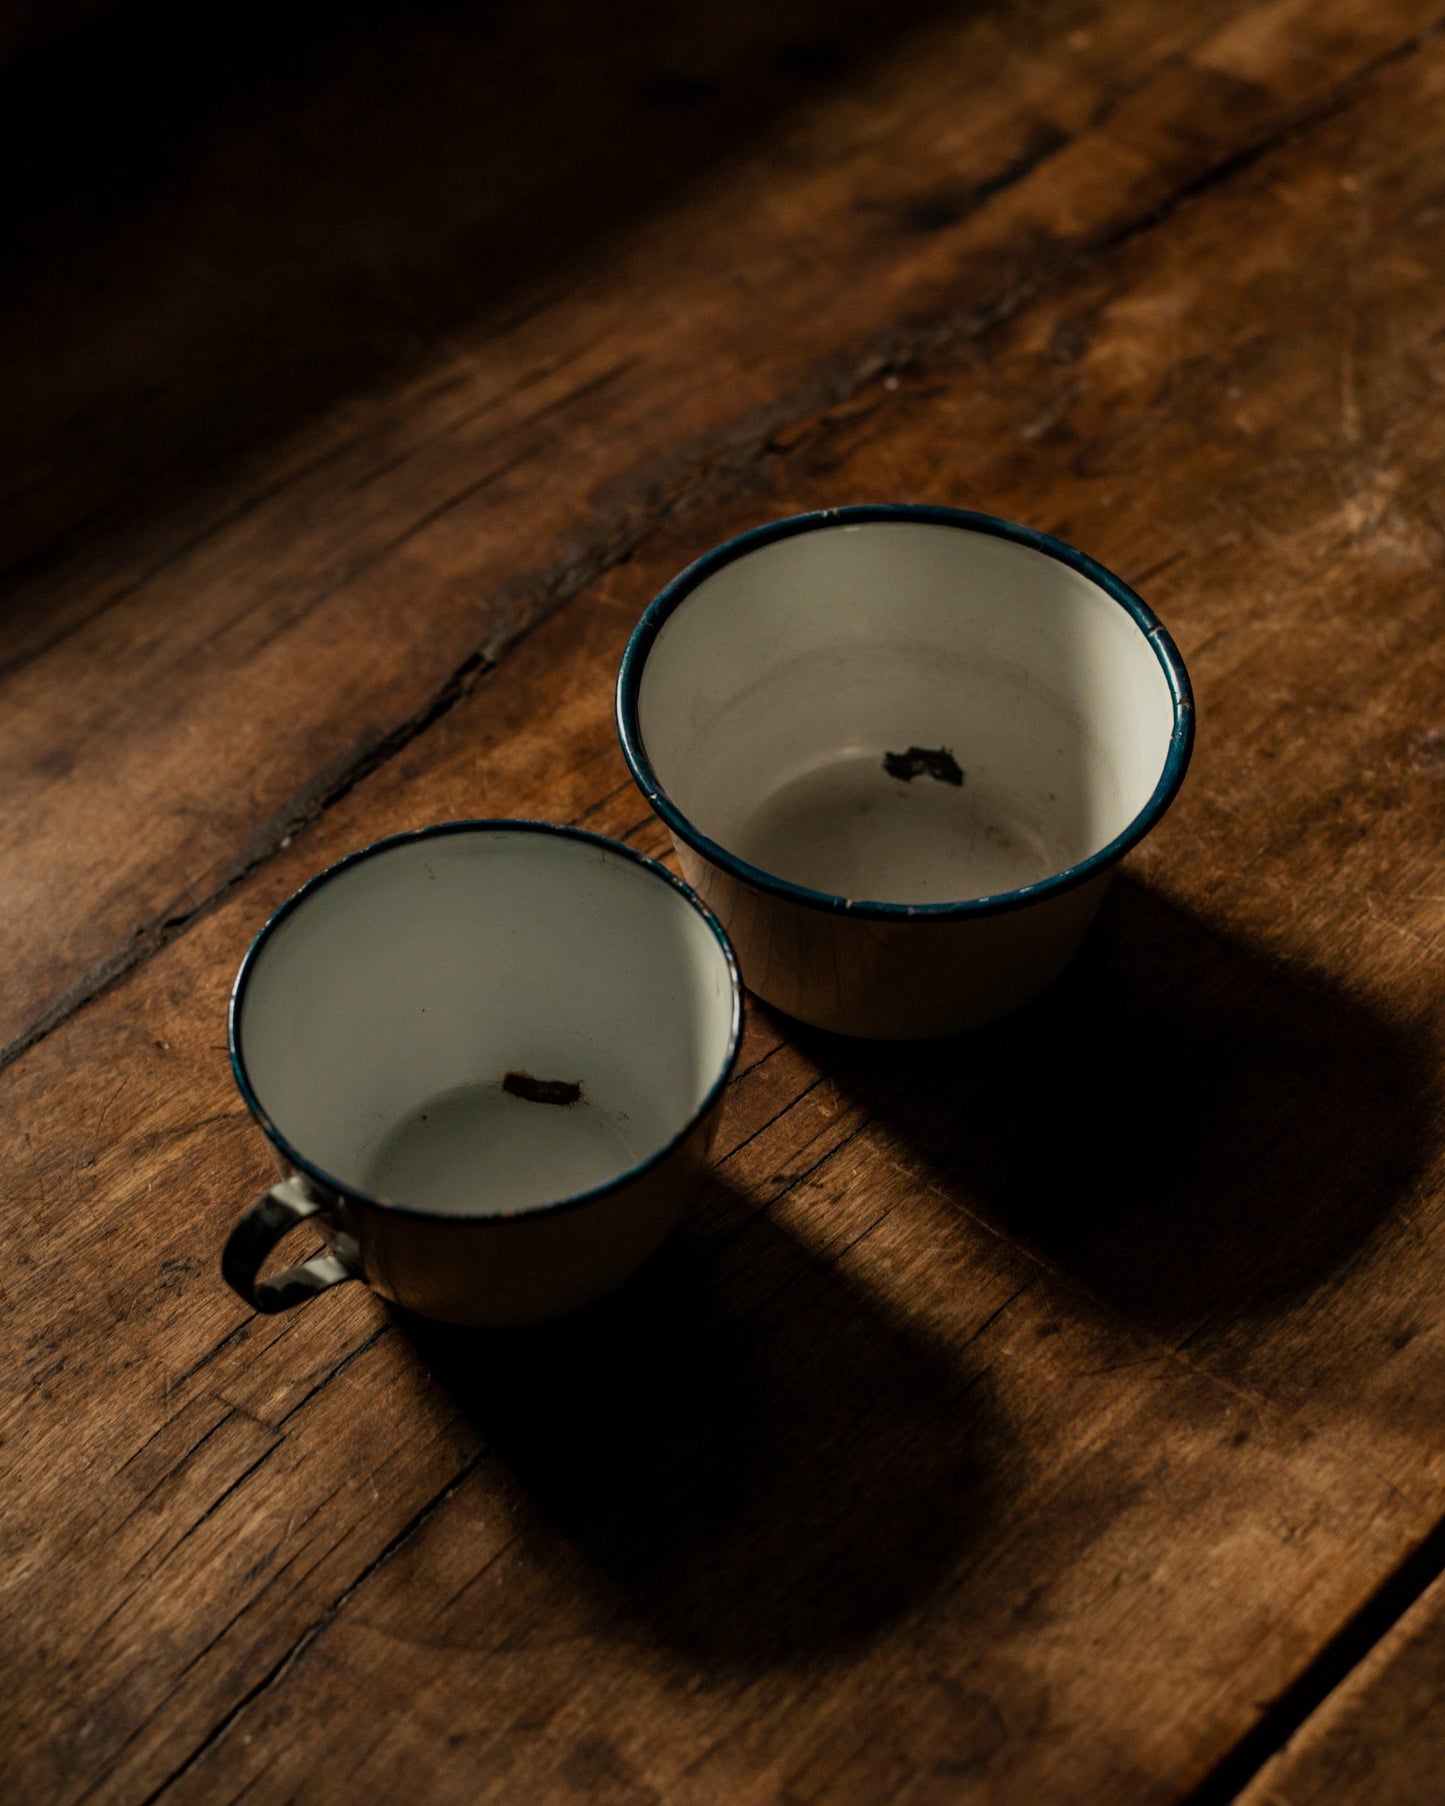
[221,1176,362,1313]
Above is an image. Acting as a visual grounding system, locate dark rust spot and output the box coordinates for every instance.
[503,1070,583,1107]
[884,745,965,786]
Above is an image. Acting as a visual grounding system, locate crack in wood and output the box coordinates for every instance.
[721,1033,791,1091]
[1180,1510,1445,1805]
[338,332,599,501]
[162,1439,285,1562]
[97,1456,342,1659]
[271,1323,392,1428]
[171,1323,253,1389]
[137,1456,486,1805]
[1084,13,1445,266]
[115,1397,231,1478]
[715,1072,832,1169]
[123,1411,244,1521]
[77,1471,376,1806]
[0,649,496,1073]
[567,775,639,829]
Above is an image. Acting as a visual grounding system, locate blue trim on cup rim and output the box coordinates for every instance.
[615,503,1195,920]
[229,819,744,1223]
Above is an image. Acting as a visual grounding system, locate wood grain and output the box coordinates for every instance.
[6,9,1445,1800]
[1,0,1438,1061]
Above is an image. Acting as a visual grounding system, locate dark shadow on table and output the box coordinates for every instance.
[788,877,1431,1335]
[0,0,953,581]
[398,1196,1001,1667]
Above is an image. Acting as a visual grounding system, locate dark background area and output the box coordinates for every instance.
[0,0,946,580]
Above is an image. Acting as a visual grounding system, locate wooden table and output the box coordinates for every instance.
[4,1,1444,1799]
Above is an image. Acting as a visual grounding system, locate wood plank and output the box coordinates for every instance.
[1,0,1436,1058]
[7,12,1445,1804]
[1235,1562,1445,1805]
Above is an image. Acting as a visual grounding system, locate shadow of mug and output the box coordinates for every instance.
[397,1196,1002,1668]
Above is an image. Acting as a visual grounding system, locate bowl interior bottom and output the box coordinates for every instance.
[727,744,1078,905]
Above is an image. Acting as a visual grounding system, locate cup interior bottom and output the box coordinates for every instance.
[360,1077,644,1215]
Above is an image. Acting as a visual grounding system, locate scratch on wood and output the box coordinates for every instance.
[1340,338,1362,444]
[91,1073,134,1142]
[960,1280,1036,1351]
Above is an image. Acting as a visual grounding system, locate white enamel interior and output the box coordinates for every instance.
[638,521,1178,905]
[237,831,735,1216]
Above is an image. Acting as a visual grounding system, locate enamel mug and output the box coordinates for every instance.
[221,822,742,1326]
[616,505,1193,1038]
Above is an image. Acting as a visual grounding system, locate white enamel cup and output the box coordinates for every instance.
[617,506,1193,1038]
[222,822,742,1326]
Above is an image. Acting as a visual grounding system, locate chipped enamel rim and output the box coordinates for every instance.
[229,820,744,1222]
[616,504,1194,920]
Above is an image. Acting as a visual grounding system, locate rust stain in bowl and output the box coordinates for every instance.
[883,745,965,785]
[503,1070,584,1106]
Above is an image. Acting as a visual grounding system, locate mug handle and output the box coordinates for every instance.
[222,1175,362,1313]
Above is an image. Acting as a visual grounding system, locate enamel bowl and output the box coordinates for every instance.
[617,505,1193,1038]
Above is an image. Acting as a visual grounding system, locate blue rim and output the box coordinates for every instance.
[229,819,744,1222]
[616,504,1195,919]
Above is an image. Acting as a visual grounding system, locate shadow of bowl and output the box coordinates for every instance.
[788,878,1430,1334]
